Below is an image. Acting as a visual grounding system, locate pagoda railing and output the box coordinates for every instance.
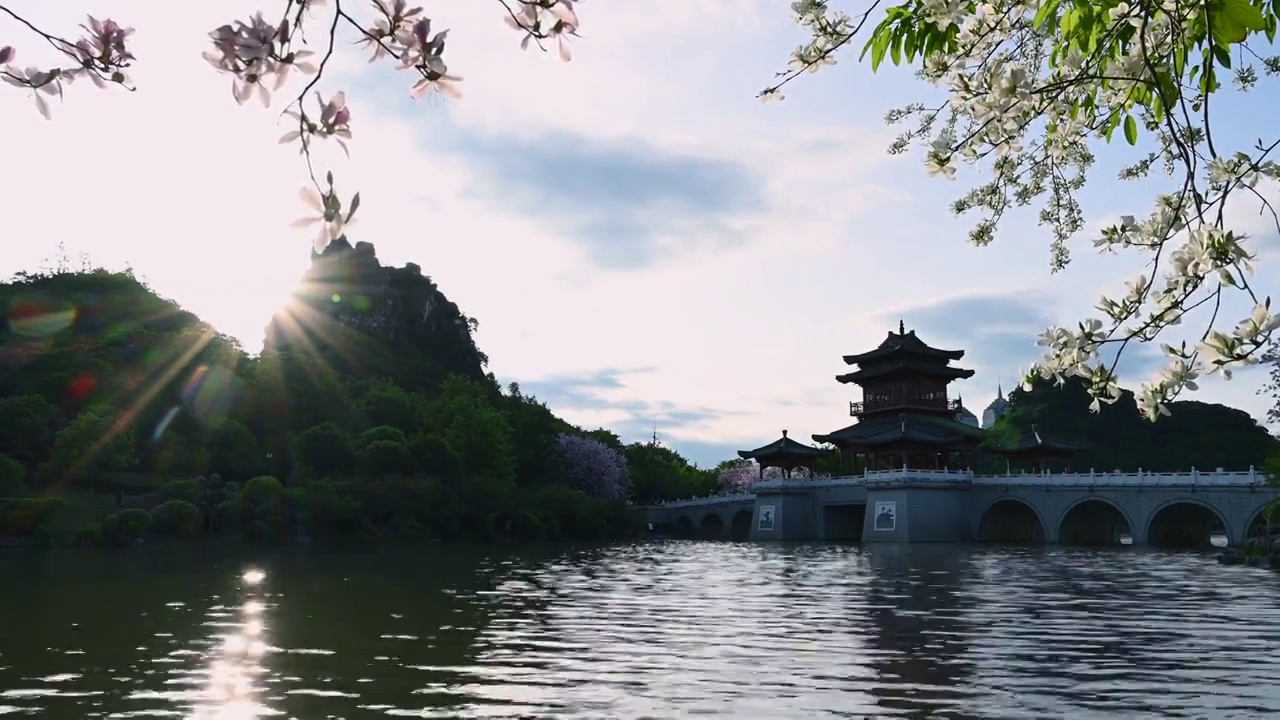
[850,396,962,416]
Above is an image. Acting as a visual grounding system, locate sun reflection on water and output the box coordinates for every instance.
[188,569,275,719]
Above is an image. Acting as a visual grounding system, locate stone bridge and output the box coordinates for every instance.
[645,468,1278,547]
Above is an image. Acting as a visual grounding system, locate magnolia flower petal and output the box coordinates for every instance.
[300,186,324,211]
[34,91,51,120]
[438,78,462,99]
[547,1,579,27]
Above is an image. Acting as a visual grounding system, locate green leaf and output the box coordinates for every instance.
[1033,0,1062,29]
[870,36,889,71]
[1123,115,1138,145]
[1223,0,1268,30]
[1212,43,1233,67]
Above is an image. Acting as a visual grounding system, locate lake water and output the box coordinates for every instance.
[3,542,1280,719]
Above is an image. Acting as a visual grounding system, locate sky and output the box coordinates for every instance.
[2,0,1278,467]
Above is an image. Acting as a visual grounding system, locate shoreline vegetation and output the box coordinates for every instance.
[2,241,1279,553]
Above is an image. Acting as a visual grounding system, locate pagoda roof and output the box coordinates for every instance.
[813,413,987,448]
[738,430,832,461]
[991,425,1087,456]
[836,360,976,384]
[843,325,966,366]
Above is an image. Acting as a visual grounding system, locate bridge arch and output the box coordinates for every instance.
[1144,498,1230,548]
[730,510,753,541]
[977,497,1047,543]
[674,515,694,538]
[1244,499,1276,540]
[699,512,725,540]
[1058,497,1134,546]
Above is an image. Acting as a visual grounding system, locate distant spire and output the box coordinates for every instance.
[997,373,1004,400]
[782,429,788,438]
[898,318,905,335]
[651,421,658,445]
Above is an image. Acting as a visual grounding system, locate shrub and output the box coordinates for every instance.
[152,500,202,537]
[159,479,201,504]
[74,525,104,547]
[103,508,152,545]
[0,497,65,537]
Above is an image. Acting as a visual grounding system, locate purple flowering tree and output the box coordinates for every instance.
[554,433,630,500]
[717,460,757,494]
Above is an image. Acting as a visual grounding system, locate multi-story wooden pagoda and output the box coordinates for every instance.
[737,430,832,479]
[812,321,987,470]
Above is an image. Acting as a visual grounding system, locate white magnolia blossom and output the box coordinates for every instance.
[3,0,580,248]
[780,0,1280,420]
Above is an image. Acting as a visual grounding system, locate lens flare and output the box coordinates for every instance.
[6,295,76,338]
[181,364,242,426]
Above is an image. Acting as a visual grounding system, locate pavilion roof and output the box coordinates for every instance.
[991,425,1088,455]
[812,413,987,448]
[836,359,976,384]
[842,325,966,366]
[738,430,832,461]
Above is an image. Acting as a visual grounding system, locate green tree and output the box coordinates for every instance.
[357,381,423,434]
[435,377,516,484]
[205,420,262,481]
[40,411,135,489]
[0,456,28,498]
[0,394,60,465]
[500,386,572,487]
[295,423,357,476]
[625,442,716,504]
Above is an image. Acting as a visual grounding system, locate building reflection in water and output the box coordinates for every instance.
[189,568,274,719]
[860,544,977,717]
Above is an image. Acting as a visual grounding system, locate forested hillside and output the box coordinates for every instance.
[986,377,1278,472]
[0,241,717,546]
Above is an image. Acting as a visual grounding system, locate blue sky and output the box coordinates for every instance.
[2,0,1278,467]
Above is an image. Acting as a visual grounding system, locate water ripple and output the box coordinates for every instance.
[3,544,1280,718]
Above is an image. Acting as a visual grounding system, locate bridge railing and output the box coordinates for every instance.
[658,492,756,509]
[650,467,1270,508]
[972,468,1267,486]
[863,467,973,483]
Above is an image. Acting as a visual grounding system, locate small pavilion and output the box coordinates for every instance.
[737,430,833,479]
[990,425,1088,472]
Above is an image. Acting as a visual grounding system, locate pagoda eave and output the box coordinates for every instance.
[836,365,976,384]
[841,347,965,365]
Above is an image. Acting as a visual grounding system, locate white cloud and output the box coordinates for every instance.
[0,0,1274,466]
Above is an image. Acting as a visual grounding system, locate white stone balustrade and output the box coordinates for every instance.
[652,467,1271,508]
